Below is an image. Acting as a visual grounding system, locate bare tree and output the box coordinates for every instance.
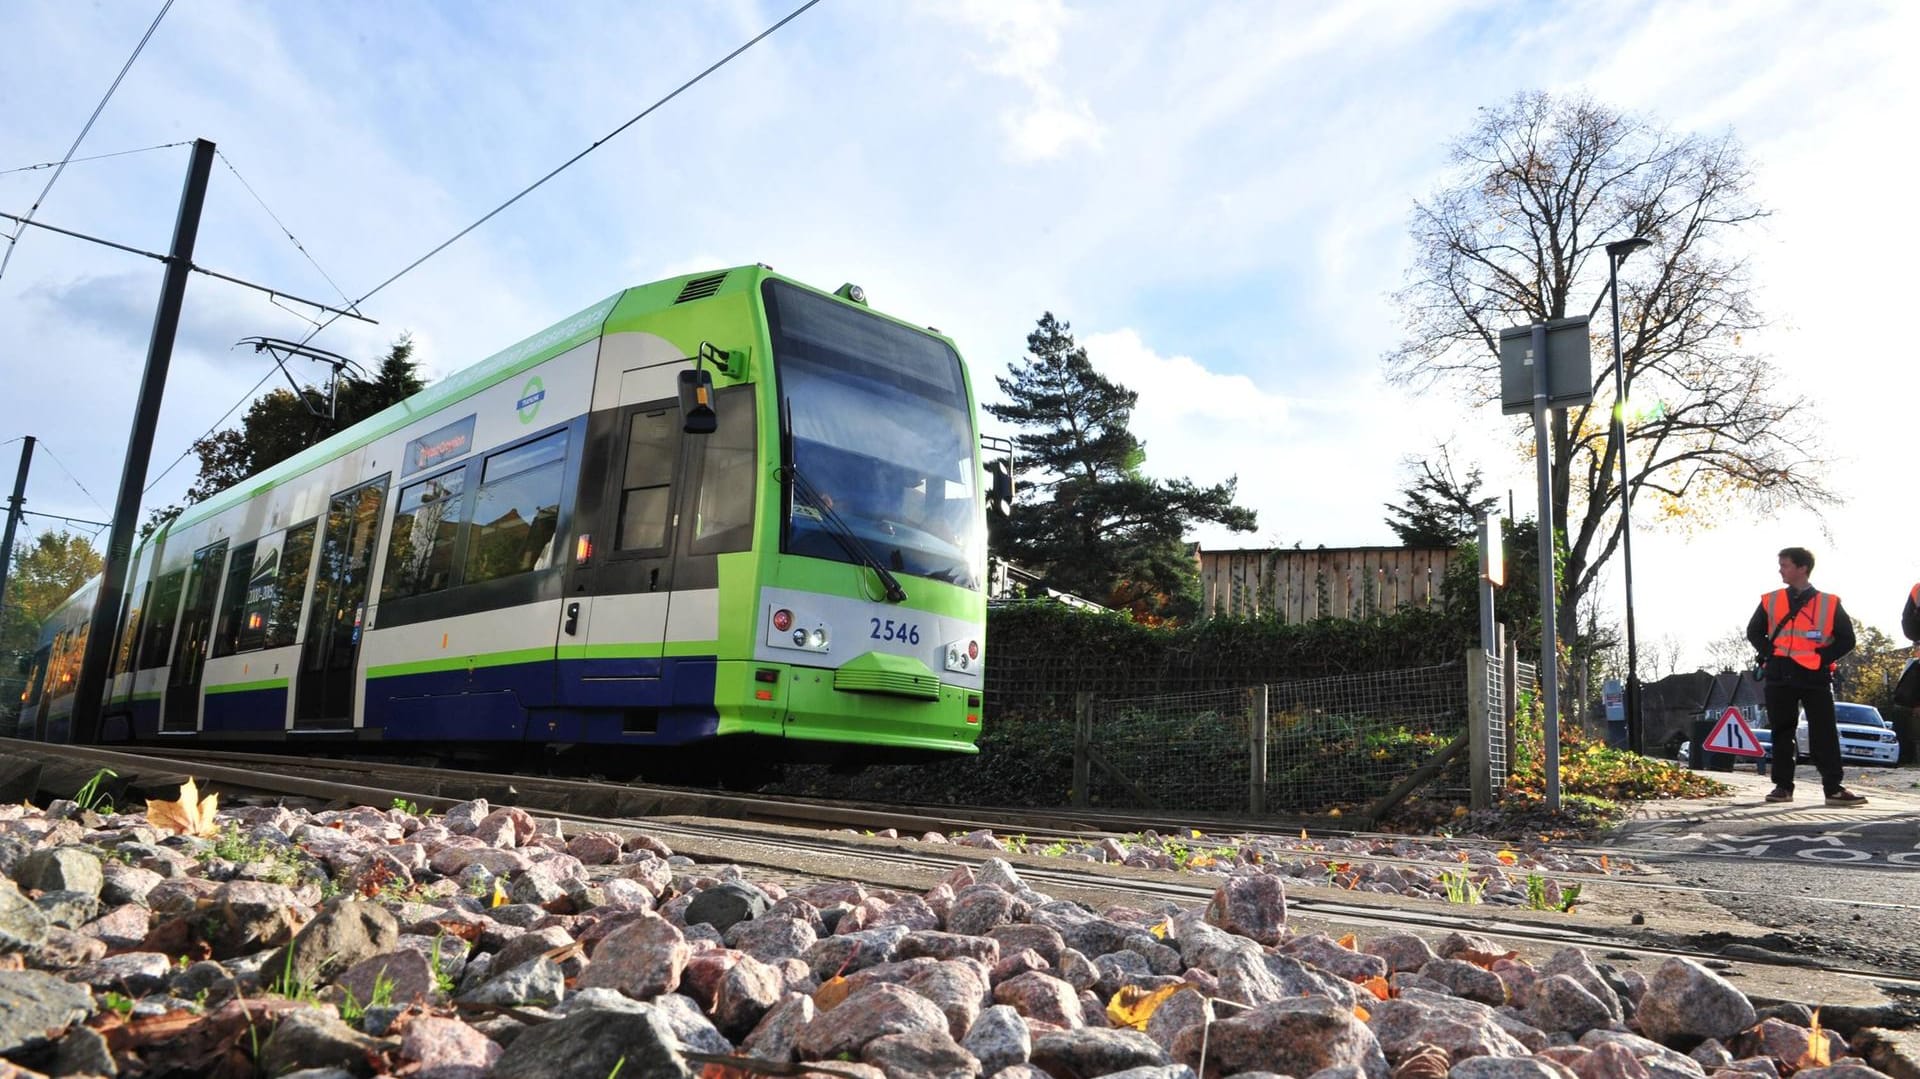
[1387,92,1835,646]
[1702,628,1753,673]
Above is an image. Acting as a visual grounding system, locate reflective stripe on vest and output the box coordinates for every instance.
[1762,588,1838,670]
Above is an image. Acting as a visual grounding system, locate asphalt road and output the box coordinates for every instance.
[1602,763,1920,978]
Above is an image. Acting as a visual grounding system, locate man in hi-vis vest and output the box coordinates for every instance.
[1745,546,1865,806]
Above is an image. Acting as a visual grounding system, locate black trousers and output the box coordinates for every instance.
[1766,681,1844,793]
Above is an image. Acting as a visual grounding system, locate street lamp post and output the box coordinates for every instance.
[1607,236,1654,755]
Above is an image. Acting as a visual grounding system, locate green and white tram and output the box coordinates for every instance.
[19,267,988,767]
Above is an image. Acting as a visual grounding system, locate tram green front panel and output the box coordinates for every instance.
[779,672,978,753]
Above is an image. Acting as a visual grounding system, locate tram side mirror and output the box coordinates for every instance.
[678,369,717,435]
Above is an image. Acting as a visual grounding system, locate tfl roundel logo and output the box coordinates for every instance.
[516,377,546,424]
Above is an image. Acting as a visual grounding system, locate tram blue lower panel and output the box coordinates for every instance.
[365,655,719,745]
[203,688,289,732]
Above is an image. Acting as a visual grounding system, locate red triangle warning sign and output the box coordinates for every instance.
[1704,706,1765,757]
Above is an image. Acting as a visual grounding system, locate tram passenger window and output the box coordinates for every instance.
[617,409,676,551]
[383,470,468,599]
[266,522,316,648]
[19,649,48,708]
[690,390,756,555]
[213,541,258,657]
[114,585,146,676]
[465,431,568,584]
[137,570,185,669]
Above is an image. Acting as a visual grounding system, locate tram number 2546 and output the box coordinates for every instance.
[871,618,921,645]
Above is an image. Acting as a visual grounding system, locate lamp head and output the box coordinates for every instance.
[1606,237,1654,262]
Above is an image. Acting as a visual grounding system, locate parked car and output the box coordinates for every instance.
[1795,701,1899,767]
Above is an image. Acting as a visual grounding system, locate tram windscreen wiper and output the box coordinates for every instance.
[785,464,909,604]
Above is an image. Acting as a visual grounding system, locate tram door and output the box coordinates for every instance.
[295,477,388,728]
[161,540,228,732]
[577,402,683,657]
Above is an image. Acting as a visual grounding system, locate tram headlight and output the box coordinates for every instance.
[792,628,809,647]
[810,628,828,649]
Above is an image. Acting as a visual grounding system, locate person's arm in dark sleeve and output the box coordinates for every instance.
[1903,586,1920,643]
[1746,602,1771,657]
[1820,601,1856,665]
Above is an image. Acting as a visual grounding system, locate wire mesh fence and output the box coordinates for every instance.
[1080,662,1468,815]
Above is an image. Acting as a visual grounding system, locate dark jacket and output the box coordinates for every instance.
[1746,586,1855,688]
[1903,583,1920,644]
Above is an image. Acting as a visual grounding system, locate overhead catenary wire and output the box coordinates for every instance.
[31,441,111,518]
[0,0,175,286]
[142,366,279,495]
[0,140,192,179]
[216,149,358,316]
[288,0,825,355]
[140,1,822,511]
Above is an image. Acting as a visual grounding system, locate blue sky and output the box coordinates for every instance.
[3,0,1916,672]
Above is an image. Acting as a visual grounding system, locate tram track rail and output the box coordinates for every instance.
[7,737,1920,1008]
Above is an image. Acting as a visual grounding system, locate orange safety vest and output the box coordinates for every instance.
[1761,588,1838,670]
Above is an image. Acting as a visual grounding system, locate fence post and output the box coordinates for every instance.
[1468,650,1491,811]
[1501,628,1519,773]
[1073,692,1093,808]
[1247,684,1268,816]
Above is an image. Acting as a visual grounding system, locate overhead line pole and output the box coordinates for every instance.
[0,436,35,622]
[70,138,215,745]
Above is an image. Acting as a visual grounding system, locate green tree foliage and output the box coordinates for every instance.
[987,313,1255,621]
[1439,515,1545,656]
[1835,623,1905,708]
[1,530,103,721]
[1387,92,1833,649]
[145,336,424,535]
[1383,445,1496,547]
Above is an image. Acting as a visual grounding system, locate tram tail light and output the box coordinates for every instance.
[575,535,595,566]
[944,638,982,674]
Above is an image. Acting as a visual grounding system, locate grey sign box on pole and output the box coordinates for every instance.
[1499,316,1593,414]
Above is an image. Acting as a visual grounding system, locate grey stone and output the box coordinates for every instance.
[0,969,93,1056]
[53,1023,118,1078]
[1033,1027,1172,1076]
[455,956,566,1007]
[963,1003,1031,1075]
[0,877,51,955]
[1450,1058,1579,1079]
[12,847,105,898]
[67,951,172,995]
[1634,959,1757,1048]
[259,1008,395,1078]
[684,880,772,934]
[262,899,399,991]
[33,889,100,929]
[861,1028,980,1078]
[491,1008,695,1079]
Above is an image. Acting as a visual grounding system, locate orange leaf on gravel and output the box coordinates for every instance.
[1107,984,1188,1030]
[145,777,219,837]
[1454,948,1518,969]
[814,974,852,1012]
[1358,975,1391,1000]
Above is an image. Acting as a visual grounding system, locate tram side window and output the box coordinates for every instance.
[19,648,48,709]
[383,469,468,599]
[617,409,677,551]
[212,541,257,657]
[113,585,145,677]
[266,521,316,648]
[465,431,567,584]
[136,570,186,669]
[690,390,757,555]
[45,631,71,695]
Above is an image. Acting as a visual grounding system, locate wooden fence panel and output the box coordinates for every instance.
[1201,546,1457,622]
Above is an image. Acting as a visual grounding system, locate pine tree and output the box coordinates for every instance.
[1383,446,1497,547]
[987,313,1255,620]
